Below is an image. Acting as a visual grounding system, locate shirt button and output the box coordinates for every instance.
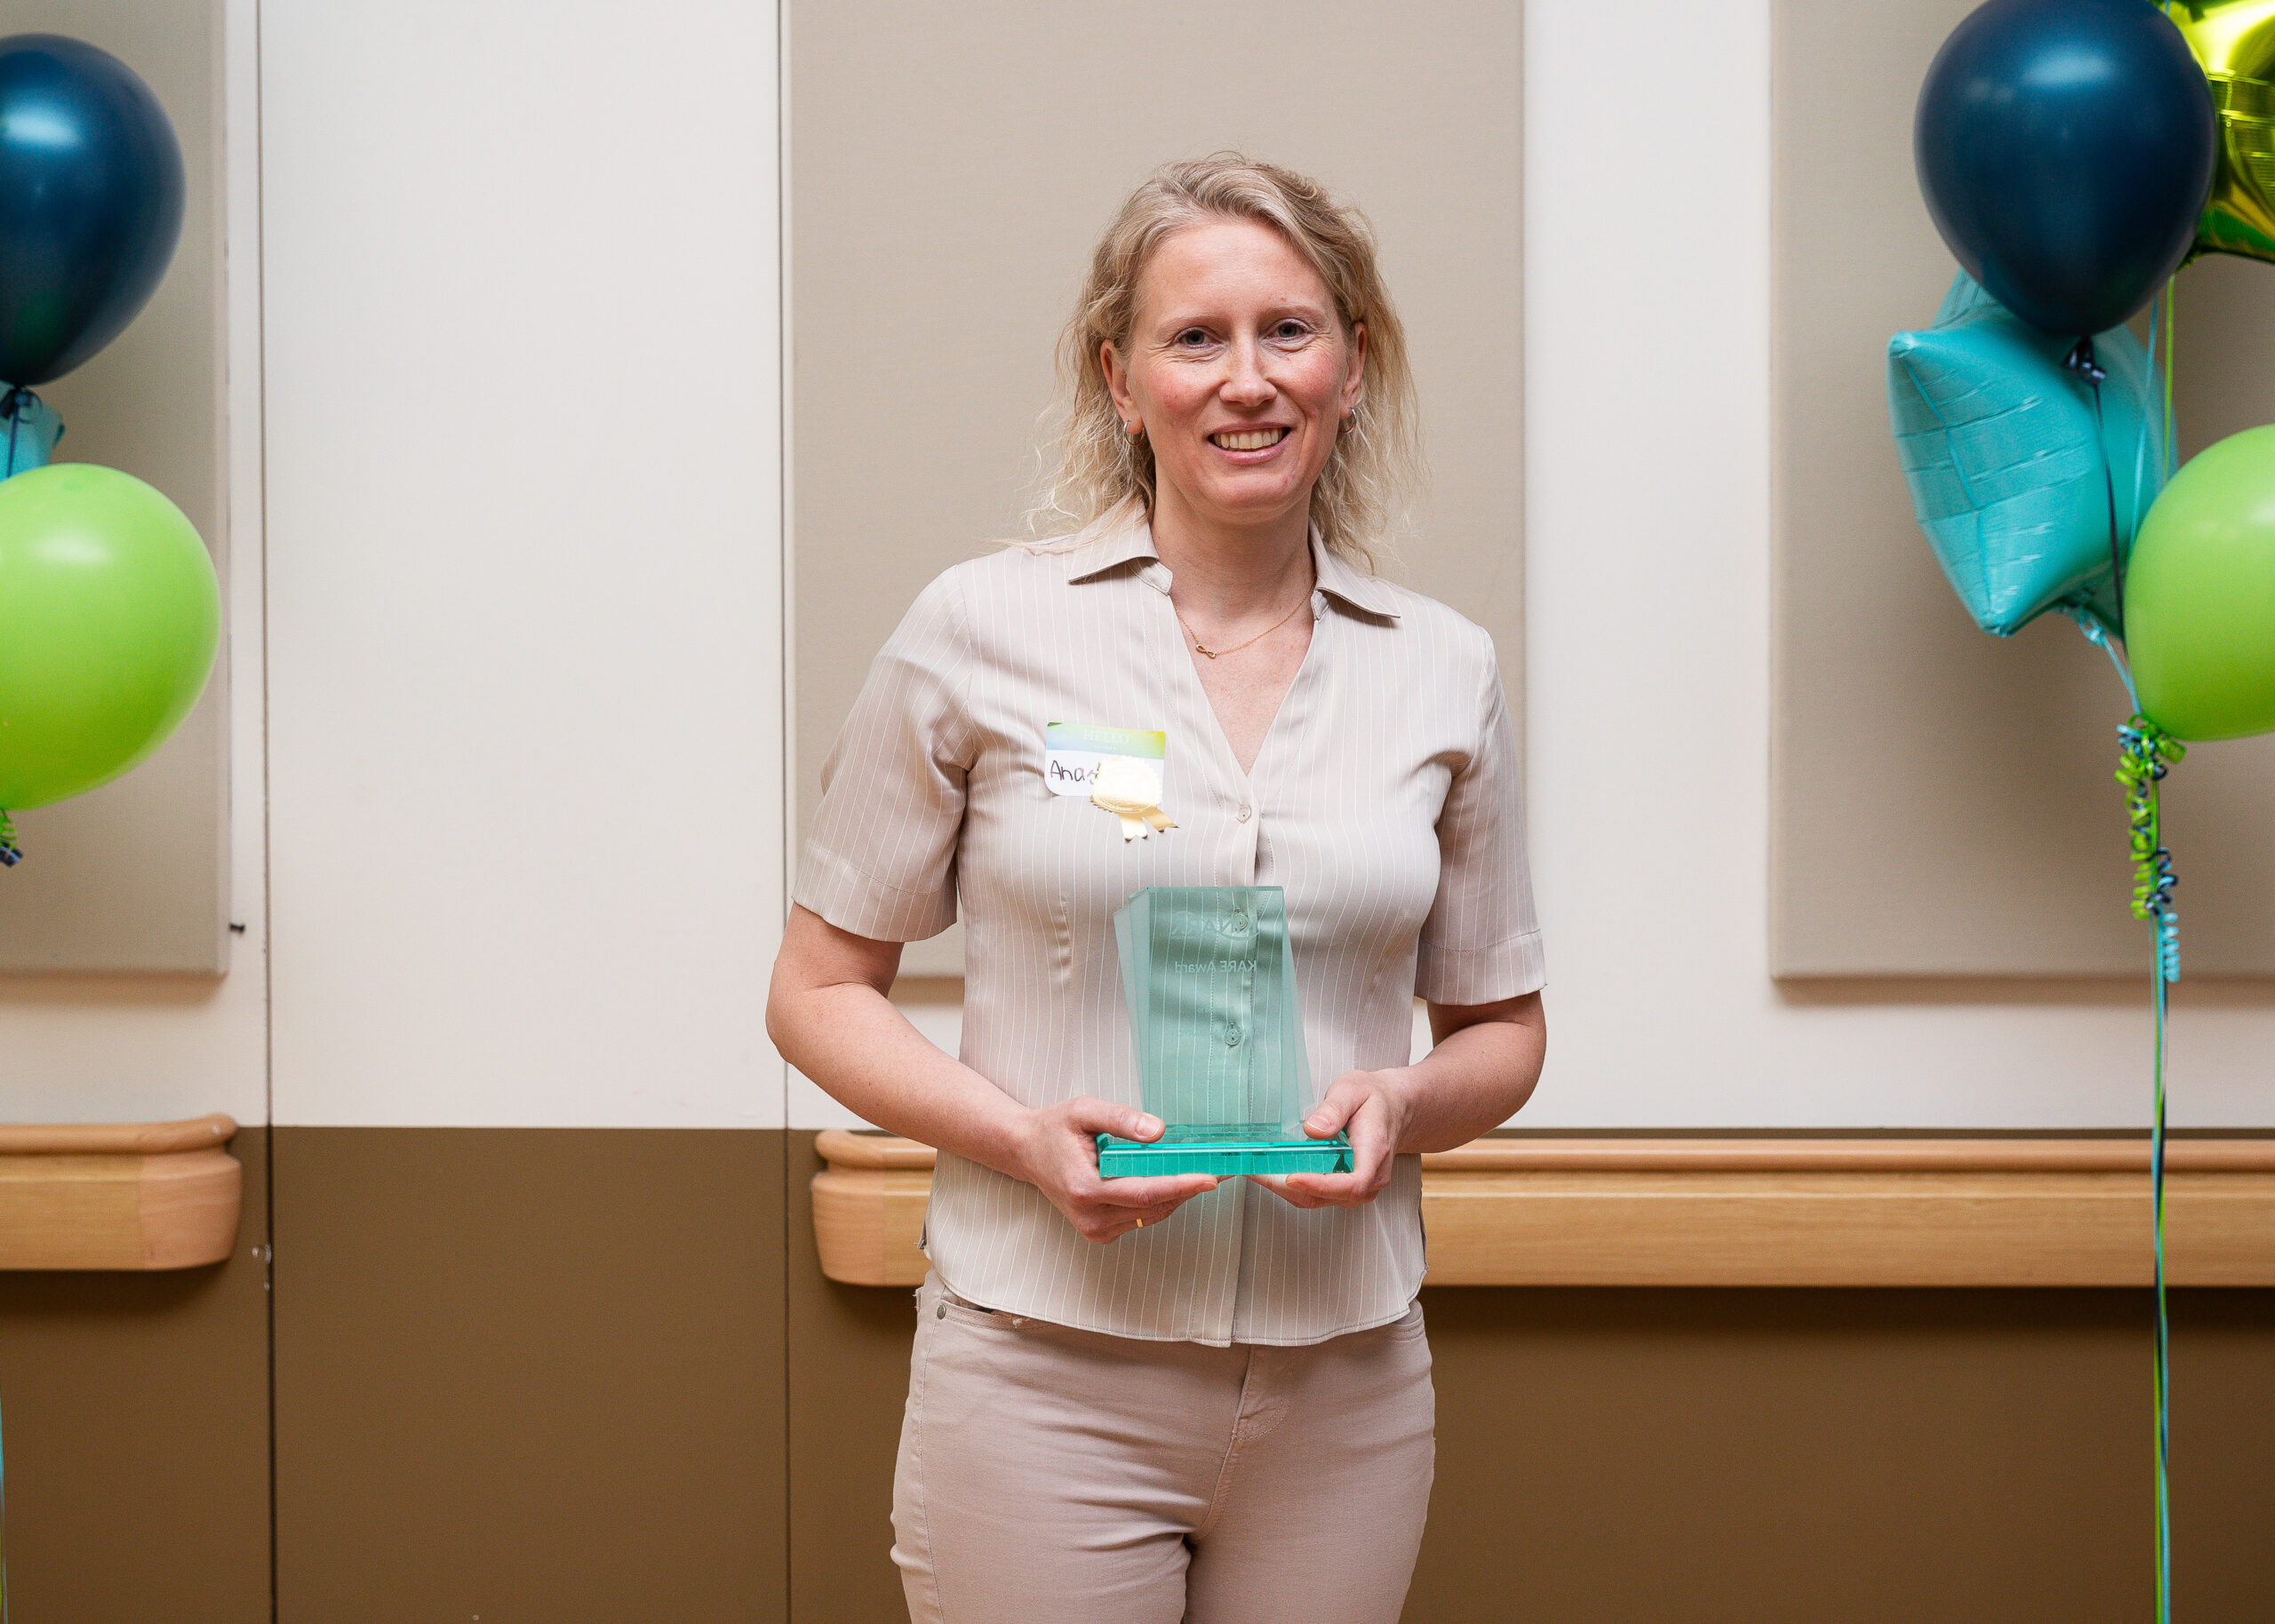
[1236,803,1252,822]
[1225,1024,1244,1047]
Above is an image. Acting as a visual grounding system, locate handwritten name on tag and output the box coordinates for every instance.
[1042,722,1166,797]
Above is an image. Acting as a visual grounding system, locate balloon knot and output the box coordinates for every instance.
[0,808,19,868]
[2063,338,2108,386]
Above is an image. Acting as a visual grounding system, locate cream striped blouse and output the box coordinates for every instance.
[795,519,1545,1346]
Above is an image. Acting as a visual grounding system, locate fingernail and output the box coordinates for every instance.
[1138,1115,1162,1135]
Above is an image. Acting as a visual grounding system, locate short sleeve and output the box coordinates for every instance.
[793,569,975,942]
[1414,636,1547,1004]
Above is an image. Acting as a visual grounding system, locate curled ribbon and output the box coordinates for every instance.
[1090,756,1177,842]
[2117,715,2183,983]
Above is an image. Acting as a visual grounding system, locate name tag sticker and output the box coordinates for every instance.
[1043,722,1166,798]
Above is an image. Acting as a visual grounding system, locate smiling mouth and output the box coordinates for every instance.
[1209,427,1290,451]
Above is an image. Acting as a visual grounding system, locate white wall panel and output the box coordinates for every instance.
[263,1,785,1126]
[1521,0,2275,1127]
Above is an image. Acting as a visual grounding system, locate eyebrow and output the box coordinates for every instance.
[1151,299,1335,330]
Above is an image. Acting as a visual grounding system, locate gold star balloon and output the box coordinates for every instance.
[2173,0,2275,262]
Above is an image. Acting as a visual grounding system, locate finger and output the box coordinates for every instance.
[1280,1169,1371,1204]
[1281,1118,1393,1202]
[1090,1173,1218,1208]
[1082,1204,1186,1243]
[1063,1097,1167,1143]
[1345,1118,1393,1190]
[1303,1075,1371,1139]
[1250,1173,1330,1210]
[1120,1200,1191,1228]
[1082,1198,1213,1238]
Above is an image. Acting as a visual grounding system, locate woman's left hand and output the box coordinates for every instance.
[1253,1068,1414,1209]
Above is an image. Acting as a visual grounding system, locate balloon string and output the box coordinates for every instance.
[2,1383,10,1624]
[2117,714,2181,1624]
[2153,964,2172,1624]
[2118,277,2181,1624]
[2164,279,2178,481]
[0,810,18,869]
[2065,337,2127,633]
[2130,293,2160,542]
[2072,613,2143,712]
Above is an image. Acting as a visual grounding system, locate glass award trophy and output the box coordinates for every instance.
[1097,885,1354,1178]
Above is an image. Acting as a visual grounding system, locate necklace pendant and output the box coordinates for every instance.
[1195,645,1217,659]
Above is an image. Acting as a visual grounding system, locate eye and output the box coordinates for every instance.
[1270,319,1312,340]
[1175,327,1214,348]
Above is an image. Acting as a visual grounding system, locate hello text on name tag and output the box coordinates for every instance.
[1043,722,1166,797]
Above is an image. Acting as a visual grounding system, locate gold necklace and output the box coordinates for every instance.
[1175,591,1311,659]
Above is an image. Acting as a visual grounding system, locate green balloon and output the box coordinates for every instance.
[2125,424,2275,741]
[0,464,220,810]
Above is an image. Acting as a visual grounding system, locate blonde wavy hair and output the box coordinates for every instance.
[1028,154,1422,570]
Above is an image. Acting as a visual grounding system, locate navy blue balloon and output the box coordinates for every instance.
[1915,0,2215,337]
[0,34,184,386]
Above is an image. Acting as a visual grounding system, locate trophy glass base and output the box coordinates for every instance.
[1096,1126,1354,1178]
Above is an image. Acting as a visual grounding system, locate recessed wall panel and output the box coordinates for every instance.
[790,0,1523,976]
[1772,0,2275,976]
[0,0,229,973]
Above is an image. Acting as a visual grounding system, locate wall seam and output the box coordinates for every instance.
[241,0,278,1612]
[777,0,797,1616]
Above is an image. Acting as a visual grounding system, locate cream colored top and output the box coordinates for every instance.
[795,519,1545,1345]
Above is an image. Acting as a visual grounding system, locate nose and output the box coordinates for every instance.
[1219,337,1275,408]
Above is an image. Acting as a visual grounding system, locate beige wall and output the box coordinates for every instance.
[1771,0,2275,976]
[789,0,1523,974]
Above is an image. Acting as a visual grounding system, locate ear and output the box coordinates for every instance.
[1102,339,1138,427]
[1341,322,1369,417]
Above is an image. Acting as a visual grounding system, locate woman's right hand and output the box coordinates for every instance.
[1009,1097,1220,1244]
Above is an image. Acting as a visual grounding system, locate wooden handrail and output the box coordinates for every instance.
[815,1130,939,1170]
[810,1129,2275,1289]
[815,1128,2275,1175]
[1418,1137,2275,1173]
[0,1116,243,1270]
[0,1113,237,1157]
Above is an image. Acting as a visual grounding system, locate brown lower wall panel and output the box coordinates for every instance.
[789,1132,917,1623]
[0,1126,268,1623]
[787,1136,2275,1623]
[271,1127,787,1623]
[15,1130,2269,1621]
[1410,1288,2275,1623]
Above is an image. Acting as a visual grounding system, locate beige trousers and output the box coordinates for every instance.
[891,1273,1435,1624]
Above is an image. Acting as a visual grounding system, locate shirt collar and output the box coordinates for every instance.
[1064,512,1401,621]
[1063,510,1163,585]
[1308,532,1401,619]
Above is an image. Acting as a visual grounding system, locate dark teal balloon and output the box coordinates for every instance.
[0,34,184,386]
[1915,0,2215,336]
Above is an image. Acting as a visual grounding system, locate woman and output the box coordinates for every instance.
[768,155,1546,1624]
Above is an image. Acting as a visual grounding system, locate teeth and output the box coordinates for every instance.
[1212,429,1286,450]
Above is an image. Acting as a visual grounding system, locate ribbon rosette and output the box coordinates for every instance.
[1090,756,1177,841]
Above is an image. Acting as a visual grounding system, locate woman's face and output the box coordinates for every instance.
[1104,217,1366,540]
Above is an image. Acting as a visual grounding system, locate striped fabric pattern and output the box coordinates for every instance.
[796,519,1545,1346]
